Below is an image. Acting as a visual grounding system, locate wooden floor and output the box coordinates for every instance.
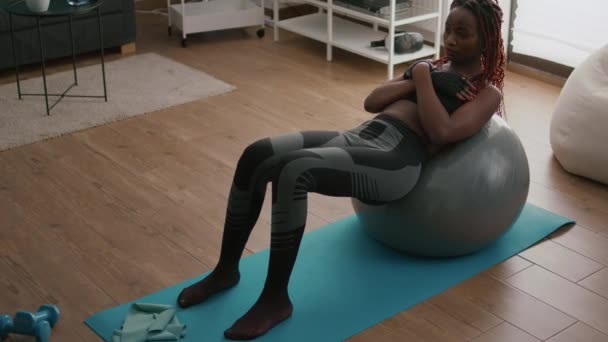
[2,13,608,342]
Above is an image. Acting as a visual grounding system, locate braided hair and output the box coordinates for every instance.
[435,0,506,116]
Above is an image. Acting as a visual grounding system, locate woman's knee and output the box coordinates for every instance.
[272,150,322,190]
[234,138,276,189]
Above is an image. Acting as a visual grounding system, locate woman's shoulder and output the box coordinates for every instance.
[403,59,438,79]
[474,83,502,111]
[480,83,502,97]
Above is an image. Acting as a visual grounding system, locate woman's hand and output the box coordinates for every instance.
[429,71,477,101]
[456,78,477,101]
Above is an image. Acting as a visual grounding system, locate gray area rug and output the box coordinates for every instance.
[0,52,236,151]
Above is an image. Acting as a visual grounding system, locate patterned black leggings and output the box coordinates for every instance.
[221,114,429,254]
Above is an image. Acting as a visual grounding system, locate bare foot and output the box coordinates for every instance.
[224,295,293,340]
[177,269,240,308]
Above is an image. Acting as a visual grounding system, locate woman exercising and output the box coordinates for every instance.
[177,0,506,339]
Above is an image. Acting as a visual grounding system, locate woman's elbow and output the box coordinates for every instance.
[427,126,450,145]
[363,97,379,113]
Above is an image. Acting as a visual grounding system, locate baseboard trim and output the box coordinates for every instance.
[507,61,567,87]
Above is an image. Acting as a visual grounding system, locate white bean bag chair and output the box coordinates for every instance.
[550,44,608,185]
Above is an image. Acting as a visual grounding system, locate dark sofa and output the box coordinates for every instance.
[0,0,136,70]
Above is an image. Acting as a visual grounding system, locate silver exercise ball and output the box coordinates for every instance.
[352,115,530,257]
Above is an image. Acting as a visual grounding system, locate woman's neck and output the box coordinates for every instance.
[447,60,483,79]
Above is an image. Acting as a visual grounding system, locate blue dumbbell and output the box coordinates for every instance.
[0,304,60,342]
[0,314,12,340]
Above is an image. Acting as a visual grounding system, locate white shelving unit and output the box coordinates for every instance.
[168,0,266,47]
[272,0,444,78]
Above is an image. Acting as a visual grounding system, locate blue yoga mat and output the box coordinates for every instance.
[85,203,573,341]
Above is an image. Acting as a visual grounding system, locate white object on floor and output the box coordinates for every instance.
[550,44,608,185]
[0,53,236,151]
[167,0,265,46]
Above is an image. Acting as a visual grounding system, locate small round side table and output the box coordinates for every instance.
[5,0,108,115]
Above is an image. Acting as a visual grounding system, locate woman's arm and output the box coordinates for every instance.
[412,62,501,145]
[363,78,416,113]
[363,60,436,113]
